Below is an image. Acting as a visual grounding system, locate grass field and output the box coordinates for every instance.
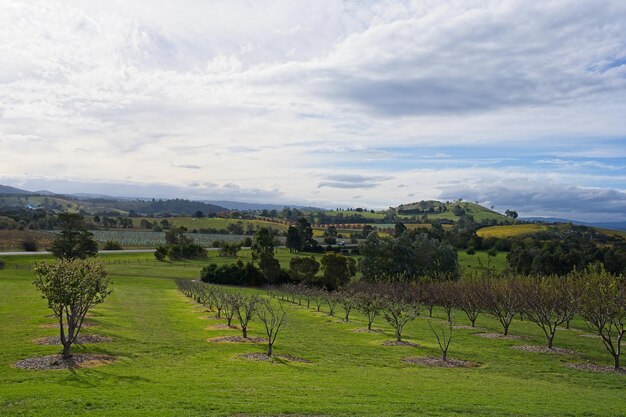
[1,253,625,416]
[476,224,549,238]
[0,230,56,251]
[144,217,291,232]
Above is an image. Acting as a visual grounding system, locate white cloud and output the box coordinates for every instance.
[1,0,626,219]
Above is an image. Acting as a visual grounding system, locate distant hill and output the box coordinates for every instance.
[206,200,325,211]
[0,185,33,195]
[521,217,626,231]
[394,200,508,223]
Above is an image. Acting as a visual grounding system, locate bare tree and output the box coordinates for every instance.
[579,267,625,369]
[483,277,519,336]
[338,289,356,322]
[382,284,420,342]
[517,275,578,349]
[323,291,339,316]
[354,290,383,331]
[456,277,486,327]
[222,292,237,326]
[256,298,288,357]
[234,294,260,338]
[33,259,110,359]
[429,317,453,361]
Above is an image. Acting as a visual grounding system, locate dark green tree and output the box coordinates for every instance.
[50,213,98,260]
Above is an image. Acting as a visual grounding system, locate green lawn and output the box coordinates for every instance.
[0,253,624,416]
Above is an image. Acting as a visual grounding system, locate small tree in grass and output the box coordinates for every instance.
[222,293,237,326]
[323,291,339,316]
[338,289,356,322]
[257,298,288,357]
[382,284,420,342]
[354,289,383,331]
[430,317,453,361]
[579,267,625,369]
[33,259,110,359]
[456,277,486,328]
[517,275,579,349]
[234,294,260,338]
[483,277,519,335]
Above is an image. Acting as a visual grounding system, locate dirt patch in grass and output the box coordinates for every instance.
[208,336,266,343]
[382,340,421,348]
[578,333,602,339]
[511,345,576,355]
[566,362,626,374]
[39,321,99,329]
[206,324,239,330]
[403,356,481,368]
[34,335,112,345]
[14,354,116,370]
[239,353,311,363]
[474,333,523,340]
[351,328,384,333]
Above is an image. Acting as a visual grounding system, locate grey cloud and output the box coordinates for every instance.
[439,180,626,221]
[318,174,391,189]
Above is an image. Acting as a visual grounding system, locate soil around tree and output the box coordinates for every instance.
[207,324,239,330]
[566,362,626,374]
[14,354,116,370]
[382,340,421,347]
[208,336,266,343]
[511,345,576,354]
[351,328,384,333]
[474,333,524,340]
[34,334,112,345]
[403,356,481,368]
[40,321,98,329]
[238,353,311,363]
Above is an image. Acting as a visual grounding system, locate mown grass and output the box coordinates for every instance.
[1,253,624,416]
[477,224,549,238]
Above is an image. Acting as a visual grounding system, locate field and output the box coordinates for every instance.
[0,253,624,416]
[0,230,56,251]
[143,217,291,232]
[89,230,264,248]
[476,224,549,238]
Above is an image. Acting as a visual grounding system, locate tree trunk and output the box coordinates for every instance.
[345,312,349,322]
[62,343,72,359]
[242,327,248,338]
[503,322,509,336]
[396,328,402,342]
[470,318,476,327]
[442,350,447,362]
[614,354,620,370]
[267,343,273,358]
[368,321,372,331]
[547,332,555,349]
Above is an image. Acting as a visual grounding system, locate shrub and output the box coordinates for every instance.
[103,241,123,250]
[200,261,265,286]
[0,258,5,269]
[466,247,476,255]
[21,238,39,252]
[154,246,168,261]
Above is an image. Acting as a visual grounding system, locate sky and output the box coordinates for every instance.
[1,0,626,221]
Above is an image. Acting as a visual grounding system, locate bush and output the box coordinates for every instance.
[200,261,265,286]
[103,241,123,250]
[168,243,207,260]
[21,238,38,252]
[466,247,476,255]
[323,237,337,245]
[0,258,5,269]
[154,246,168,261]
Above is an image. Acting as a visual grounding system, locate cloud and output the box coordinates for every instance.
[318,174,391,189]
[1,1,626,219]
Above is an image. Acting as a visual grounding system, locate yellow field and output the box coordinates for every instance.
[476,223,548,238]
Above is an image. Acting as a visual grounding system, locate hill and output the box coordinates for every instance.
[394,200,509,223]
[0,185,33,195]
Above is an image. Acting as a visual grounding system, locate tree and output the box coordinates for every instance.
[285,226,302,253]
[354,287,383,330]
[320,252,356,290]
[505,209,519,219]
[252,228,280,284]
[483,277,519,336]
[517,275,579,348]
[234,294,260,338]
[456,277,486,327]
[50,213,98,260]
[429,317,453,361]
[256,298,288,357]
[33,259,110,359]
[289,256,320,283]
[165,227,191,245]
[394,222,407,237]
[579,266,625,369]
[382,284,420,342]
